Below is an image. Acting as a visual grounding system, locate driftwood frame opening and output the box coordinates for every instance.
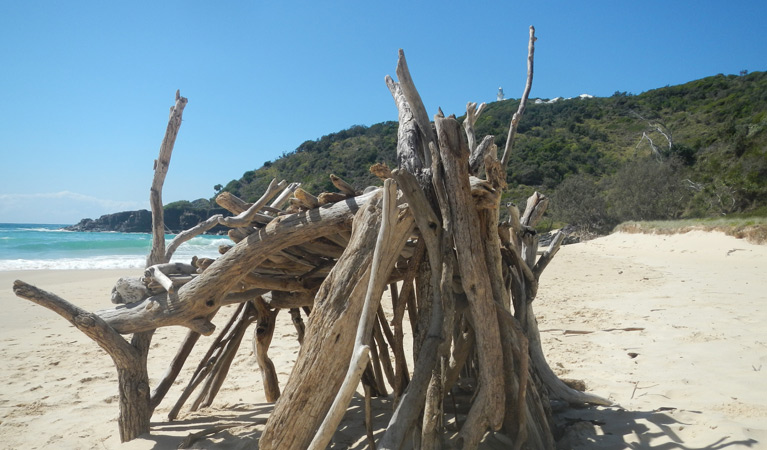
[13,26,610,449]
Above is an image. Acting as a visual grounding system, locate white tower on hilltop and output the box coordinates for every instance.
[497,87,505,101]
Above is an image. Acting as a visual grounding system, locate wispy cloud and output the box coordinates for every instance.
[0,191,145,210]
[0,191,146,224]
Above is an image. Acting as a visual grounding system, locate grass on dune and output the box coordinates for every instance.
[614,215,767,244]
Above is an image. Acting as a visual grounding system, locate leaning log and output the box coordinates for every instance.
[259,185,415,450]
[435,114,505,447]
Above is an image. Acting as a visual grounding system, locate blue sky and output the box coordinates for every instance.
[1,1,765,224]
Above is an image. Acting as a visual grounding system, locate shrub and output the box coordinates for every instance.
[551,174,615,233]
[604,158,689,222]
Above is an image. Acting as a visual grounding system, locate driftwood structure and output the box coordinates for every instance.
[13,27,610,448]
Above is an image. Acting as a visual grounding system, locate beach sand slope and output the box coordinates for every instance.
[0,231,765,449]
[538,231,767,448]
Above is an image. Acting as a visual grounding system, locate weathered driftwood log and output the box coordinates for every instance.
[111,276,150,304]
[377,50,452,449]
[259,186,415,450]
[92,190,377,335]
[435,114,505,447]
[191,301,258,411]
[252,297,281,402]
[330,173,359,197]
[308,179,405,450]
[292,187,320,210]
[501,26,537,168]
[12,282,153,442]
[287,308,306,344]
[218,179,287,228]
[148,90,187,267]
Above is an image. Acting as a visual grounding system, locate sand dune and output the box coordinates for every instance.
[1,231,765,449]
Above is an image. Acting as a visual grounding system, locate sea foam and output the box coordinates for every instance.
[0,224,233,271]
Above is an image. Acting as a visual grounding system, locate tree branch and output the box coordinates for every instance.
[148,90,188,266]
[501,26,536,168]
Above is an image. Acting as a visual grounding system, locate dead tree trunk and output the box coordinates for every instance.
[12,282,153,442]
[15,91,188,442]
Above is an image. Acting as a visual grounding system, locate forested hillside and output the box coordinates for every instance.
[217,71,767,231]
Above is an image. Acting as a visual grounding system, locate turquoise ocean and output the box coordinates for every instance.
[0,223,232,271]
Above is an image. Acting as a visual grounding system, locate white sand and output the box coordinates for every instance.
[0,231,765,449]
[537,231,767,448]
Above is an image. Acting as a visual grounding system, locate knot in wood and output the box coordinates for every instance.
[74,313,96,328]
[137,382,150,397]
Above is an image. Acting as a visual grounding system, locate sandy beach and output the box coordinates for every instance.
[1,231,765,449]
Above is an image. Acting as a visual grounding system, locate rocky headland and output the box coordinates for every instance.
[64,204,231,234]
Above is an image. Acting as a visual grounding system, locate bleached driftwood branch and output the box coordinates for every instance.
[218,179,287,227]
[148,90,188,267]
[308,179,403,450]
[93,190,378,335]
[501,26,537,168]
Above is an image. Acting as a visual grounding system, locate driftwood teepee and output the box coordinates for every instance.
[13,27,610,449]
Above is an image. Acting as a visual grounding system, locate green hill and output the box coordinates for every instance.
[216,71,767,231]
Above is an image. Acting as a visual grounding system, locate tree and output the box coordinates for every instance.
[552,173,614,233]
[605,158,689,221]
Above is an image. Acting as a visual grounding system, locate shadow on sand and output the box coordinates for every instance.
[131,398,760,449]
[555,405,759,449]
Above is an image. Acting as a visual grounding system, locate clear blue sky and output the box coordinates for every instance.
[1,1,765,224]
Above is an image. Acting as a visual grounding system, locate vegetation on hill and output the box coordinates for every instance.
[218,122,399,201]
[614,213,767,245]
[215,71,767,233]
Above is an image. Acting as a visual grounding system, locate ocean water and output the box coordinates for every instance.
[0,223,233,271]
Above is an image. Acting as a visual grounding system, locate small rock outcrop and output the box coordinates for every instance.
[64,210,153,233]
